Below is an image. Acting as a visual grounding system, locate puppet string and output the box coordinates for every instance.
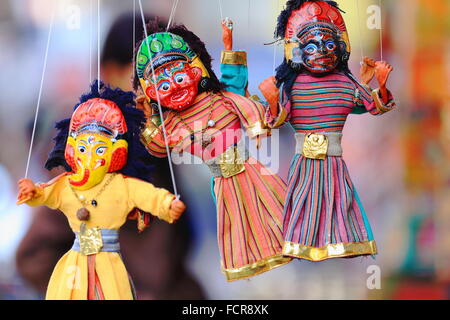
[133,0,136,53]
[247,0,251,50]
[355,0,365,63]
[24,3,55,179]
[378,0,383,61]
[166,0,180,31]
[89,0,93,82]
[218,0,224,21]
[272,0,280,73]
[138,0,179,198]
[97,0,101,91]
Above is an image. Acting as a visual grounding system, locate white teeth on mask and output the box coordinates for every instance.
[93,161,102,170]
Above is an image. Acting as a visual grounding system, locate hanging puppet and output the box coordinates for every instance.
[133,20,291,281]
[259,0,396,261]
[16,81,186,300]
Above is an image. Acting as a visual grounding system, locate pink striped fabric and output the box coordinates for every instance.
[213,158,289,276]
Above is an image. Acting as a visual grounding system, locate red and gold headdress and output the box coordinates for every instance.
[69,98,128,140]
[281,1,351,63]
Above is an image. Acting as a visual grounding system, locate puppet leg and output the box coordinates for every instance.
[282,155,377,261]
[213,158,291,281]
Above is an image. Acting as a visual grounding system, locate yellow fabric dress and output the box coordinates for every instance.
[27,173,175,300]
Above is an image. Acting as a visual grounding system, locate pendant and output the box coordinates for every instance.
[201,134,213,148]
[207,119,215,127]
[91,200,97,207]
[77,208,90,221]
[190,134,195,141]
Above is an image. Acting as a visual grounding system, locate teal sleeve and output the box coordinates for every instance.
[219,50,248,96]
[351,105,369,114]
[220,63,248,96]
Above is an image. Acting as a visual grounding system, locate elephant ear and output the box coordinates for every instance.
[108,140,128,173]
[64,136,77,172]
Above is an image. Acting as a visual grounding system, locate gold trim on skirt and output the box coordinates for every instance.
[222,254,292,281]
[283,240,377,262]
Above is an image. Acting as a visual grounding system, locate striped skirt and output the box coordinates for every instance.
[212,157,291,281]
[282,154,377,261]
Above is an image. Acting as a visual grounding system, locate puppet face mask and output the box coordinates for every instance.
[299,29,340,73]
[136,32,210,112]
[144,61,202,111]
[66,133,127,190]
[65,98,128,190]
[283,1,351,72]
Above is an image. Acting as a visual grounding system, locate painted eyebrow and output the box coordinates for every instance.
[95,141,107,145]
[79,140,88,145]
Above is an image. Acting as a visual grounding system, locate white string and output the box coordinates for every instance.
[218,0,224,21]
[24,3,56,178]
[355,0,365,62]
[138,0,179,198]
[166,0,179,32]
[272,0,280,73]
[167,0,177,27]
[247,0,251,50]
[97,0,101,90]
[378,0,383,61]
[272,43,277,73]
[89,0,93,83]
[166,0,180,31]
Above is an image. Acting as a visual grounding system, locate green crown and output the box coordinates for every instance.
[136,32,196,79]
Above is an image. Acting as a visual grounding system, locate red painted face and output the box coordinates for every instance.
[145,61,202,111]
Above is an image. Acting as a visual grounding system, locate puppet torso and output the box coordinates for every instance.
[42,173,140,232]
[164,91,245,161]
[288,72,358,133]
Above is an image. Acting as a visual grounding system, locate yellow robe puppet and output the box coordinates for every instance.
[17,81,186,300]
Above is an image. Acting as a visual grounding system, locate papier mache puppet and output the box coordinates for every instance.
[16,81,186,300]
[133,21,291,281]
[259,0,396,261]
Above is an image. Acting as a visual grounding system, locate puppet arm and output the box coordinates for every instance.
[17,173,66,209]
[136,94,179,158]
[352,59,396,115]
[258,76,289,128]
[219,18,248,97]
[221,90,271,139]
[141,116,170,157]
[126,177,185,223]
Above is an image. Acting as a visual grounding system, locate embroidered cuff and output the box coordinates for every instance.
[221,50,247,65]
[141,119,160,145]
[161,193,176,224]
[264,104,287,128]
[371,88,396,114]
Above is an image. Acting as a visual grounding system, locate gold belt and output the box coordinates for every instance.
[205,142,248,178]
[295,132,343,159]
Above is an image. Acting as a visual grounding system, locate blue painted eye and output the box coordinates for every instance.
[158,81,171,91]
[304,44,317,54]
[78,145,86,153]
[96,146,107,156]
[325,40,337,51]
[175,73,186,84]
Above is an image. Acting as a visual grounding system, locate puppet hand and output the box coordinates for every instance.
[135,95,154,119]
[375,61,393,89]
[17,178,38,204]
[259,76,279,115]
[221,17,233,51]
[359,57,376,85]
[169,199,186,222]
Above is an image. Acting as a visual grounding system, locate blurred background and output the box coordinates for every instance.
[0,0,449,300]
